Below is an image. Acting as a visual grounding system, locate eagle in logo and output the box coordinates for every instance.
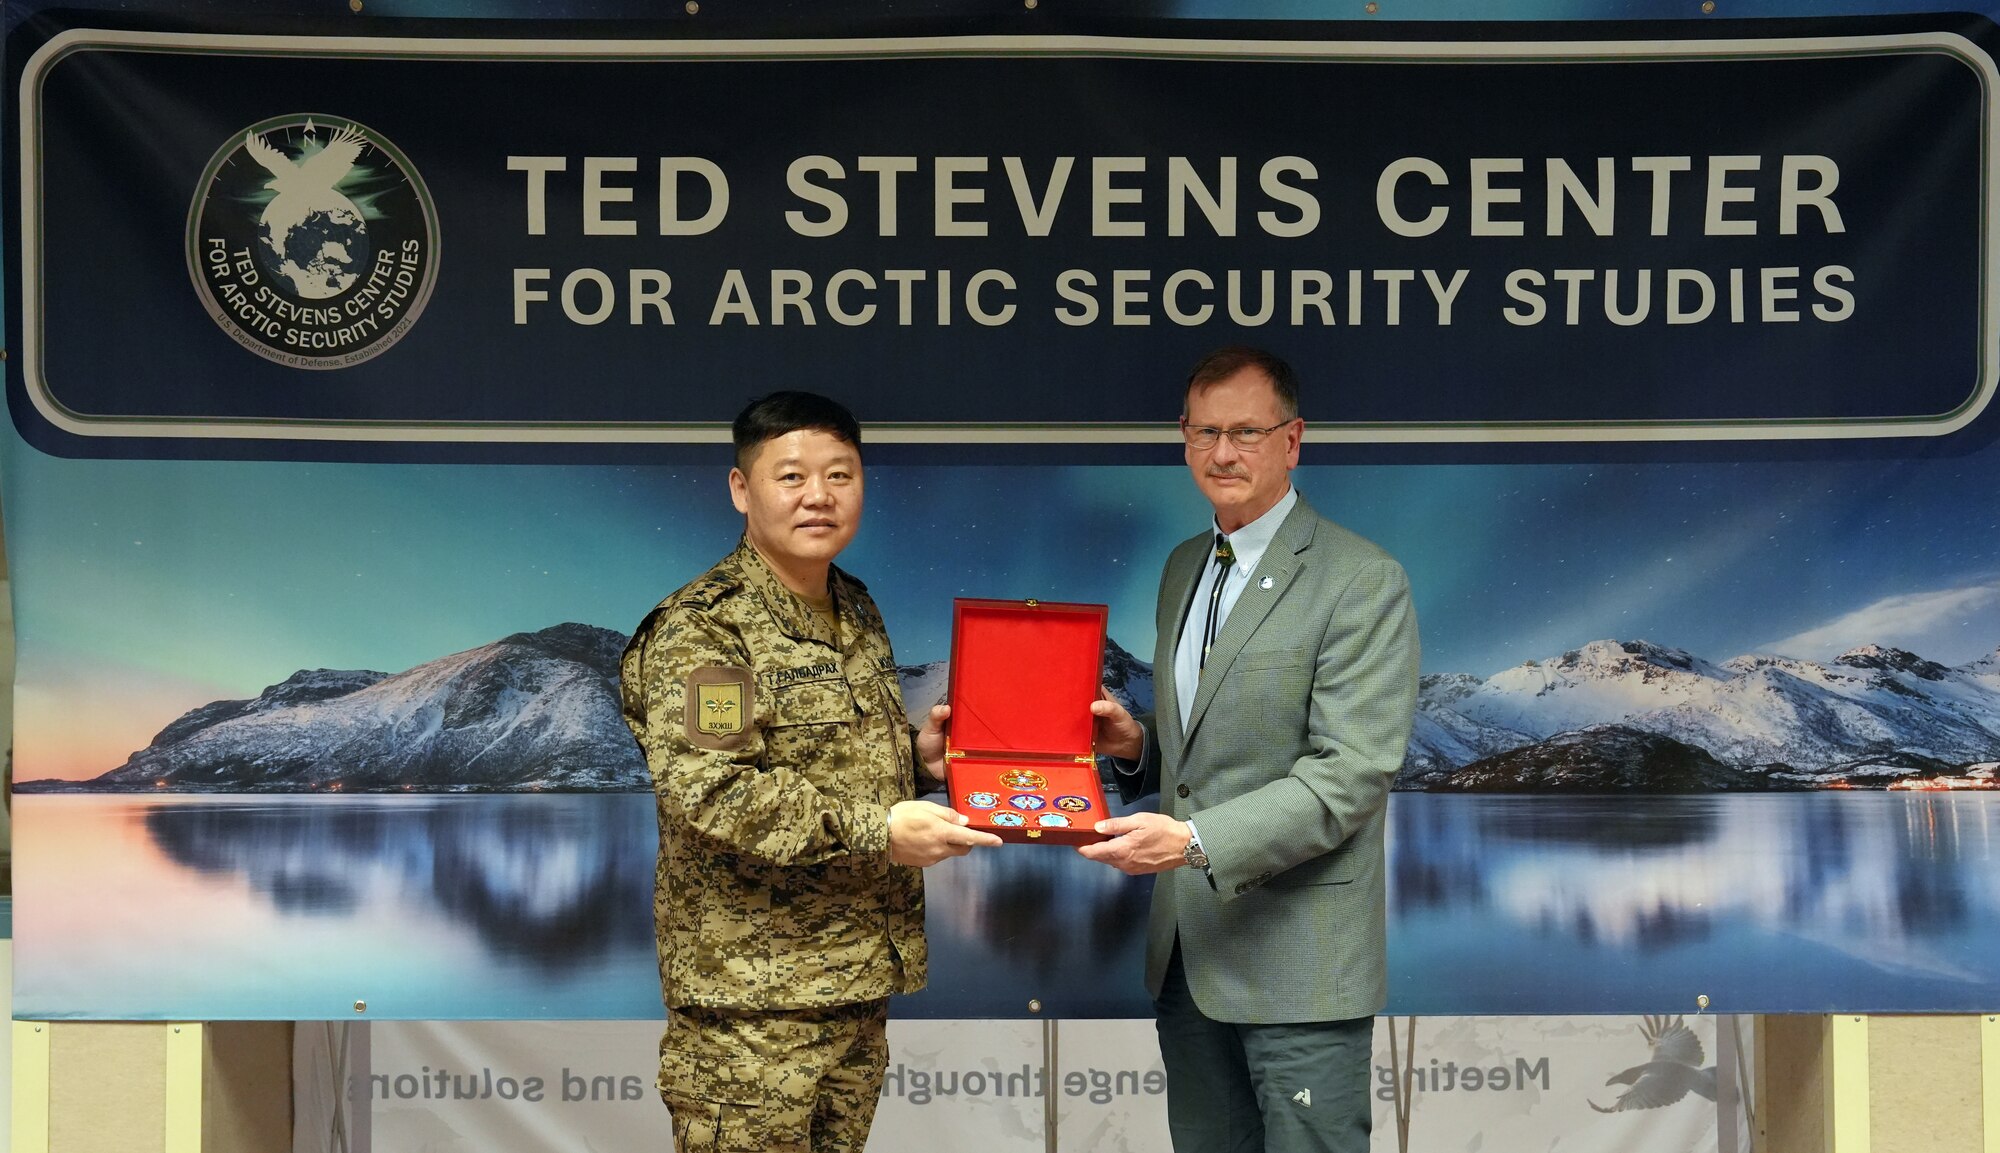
[243,123,370,299]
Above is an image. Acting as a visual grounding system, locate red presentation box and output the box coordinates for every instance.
[945,598,1110,845]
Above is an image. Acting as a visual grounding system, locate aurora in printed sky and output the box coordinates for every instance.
[9,438,2000,781]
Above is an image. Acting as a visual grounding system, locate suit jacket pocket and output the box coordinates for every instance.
[1235,648,1300,673]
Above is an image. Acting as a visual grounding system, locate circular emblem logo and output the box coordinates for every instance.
[187,115,438,369]
[998,769,1047,791]
[990,812,1025,828]
[964,792,999,810]
[1008,793,1048,811]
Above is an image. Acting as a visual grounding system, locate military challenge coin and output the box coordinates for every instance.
[998,769,1047,791]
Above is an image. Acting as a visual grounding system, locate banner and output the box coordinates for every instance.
[10,21,1999,448]
[7,2,2000,1021]
[340,1015,1746,1153]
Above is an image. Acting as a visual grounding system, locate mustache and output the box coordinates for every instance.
[1205,466,1249,479]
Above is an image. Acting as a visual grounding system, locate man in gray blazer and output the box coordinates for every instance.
[1082,346,1419,1153]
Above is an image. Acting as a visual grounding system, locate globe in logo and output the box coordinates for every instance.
[245,124,372,299]
[188,115,438,369]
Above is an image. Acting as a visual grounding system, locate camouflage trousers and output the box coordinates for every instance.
[659,999,890,1153]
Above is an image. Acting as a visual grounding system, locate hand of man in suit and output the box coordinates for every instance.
[1089,689,1144,760]
[1076,812,1192,874]
[914,703,953,782]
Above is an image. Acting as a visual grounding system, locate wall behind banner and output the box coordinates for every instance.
[5,2,2000,1021]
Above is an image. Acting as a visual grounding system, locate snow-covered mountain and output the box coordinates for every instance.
[32,625,2000,793]
[1406,673,1536,775]
[1057,634,2000,789]
[34,626,1159,793]
[77,623,646,792]
[1404,724,1770,793]
[1957,644,2000,692]
[1412,639,2000,788]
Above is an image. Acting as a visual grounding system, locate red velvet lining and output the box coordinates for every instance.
[945,599,1110,844]
[945,760,1109,846]
[946,599,1106,757]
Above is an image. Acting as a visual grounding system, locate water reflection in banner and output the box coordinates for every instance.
[1389,792,2000,1012]
[13,790,1998,1017]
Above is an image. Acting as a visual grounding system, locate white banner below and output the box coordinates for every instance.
[319,1014,1748,1153]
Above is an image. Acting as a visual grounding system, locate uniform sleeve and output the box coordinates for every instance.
[620,607,892,869]
[907,725,944,797]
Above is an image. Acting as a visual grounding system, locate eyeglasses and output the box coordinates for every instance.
[1180,419,1297,450]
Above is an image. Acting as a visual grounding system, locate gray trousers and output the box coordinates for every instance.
[1155,942,1374,1153]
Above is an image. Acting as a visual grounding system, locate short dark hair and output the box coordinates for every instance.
[1184,346,1300,421]
[732,391,863,471]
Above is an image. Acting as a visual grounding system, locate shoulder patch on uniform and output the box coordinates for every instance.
[675,572,739,612]
[685,665,755,750]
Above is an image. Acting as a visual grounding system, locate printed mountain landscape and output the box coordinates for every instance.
[35,624,643,792]
[18,627,2000,792]
[1407,639,2000,791]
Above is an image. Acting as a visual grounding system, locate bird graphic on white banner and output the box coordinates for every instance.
[1589,1014,1718,1113]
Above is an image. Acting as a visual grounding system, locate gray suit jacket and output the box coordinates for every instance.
[1117,493,1419,1024]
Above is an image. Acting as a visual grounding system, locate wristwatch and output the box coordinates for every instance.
[1181,822,1210,872]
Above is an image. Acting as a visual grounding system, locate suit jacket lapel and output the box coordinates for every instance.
[1155,536,1206,755]
[1184,498,1319,747]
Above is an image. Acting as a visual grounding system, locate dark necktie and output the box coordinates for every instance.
[1200,534,1235,670]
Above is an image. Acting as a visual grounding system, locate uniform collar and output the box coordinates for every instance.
[731,536,850,647]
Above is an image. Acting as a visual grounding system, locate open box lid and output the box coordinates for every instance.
[945,598,1108,761]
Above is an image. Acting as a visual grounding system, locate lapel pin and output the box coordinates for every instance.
[1259,576,1275,590]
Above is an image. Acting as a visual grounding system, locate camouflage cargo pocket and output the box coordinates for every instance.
[664,1093,720,1151]
[663,1090,809,1153]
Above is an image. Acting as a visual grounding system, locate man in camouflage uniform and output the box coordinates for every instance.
[620,391,1001,1153]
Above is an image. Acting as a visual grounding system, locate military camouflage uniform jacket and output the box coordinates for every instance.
[620,537,927,1010]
